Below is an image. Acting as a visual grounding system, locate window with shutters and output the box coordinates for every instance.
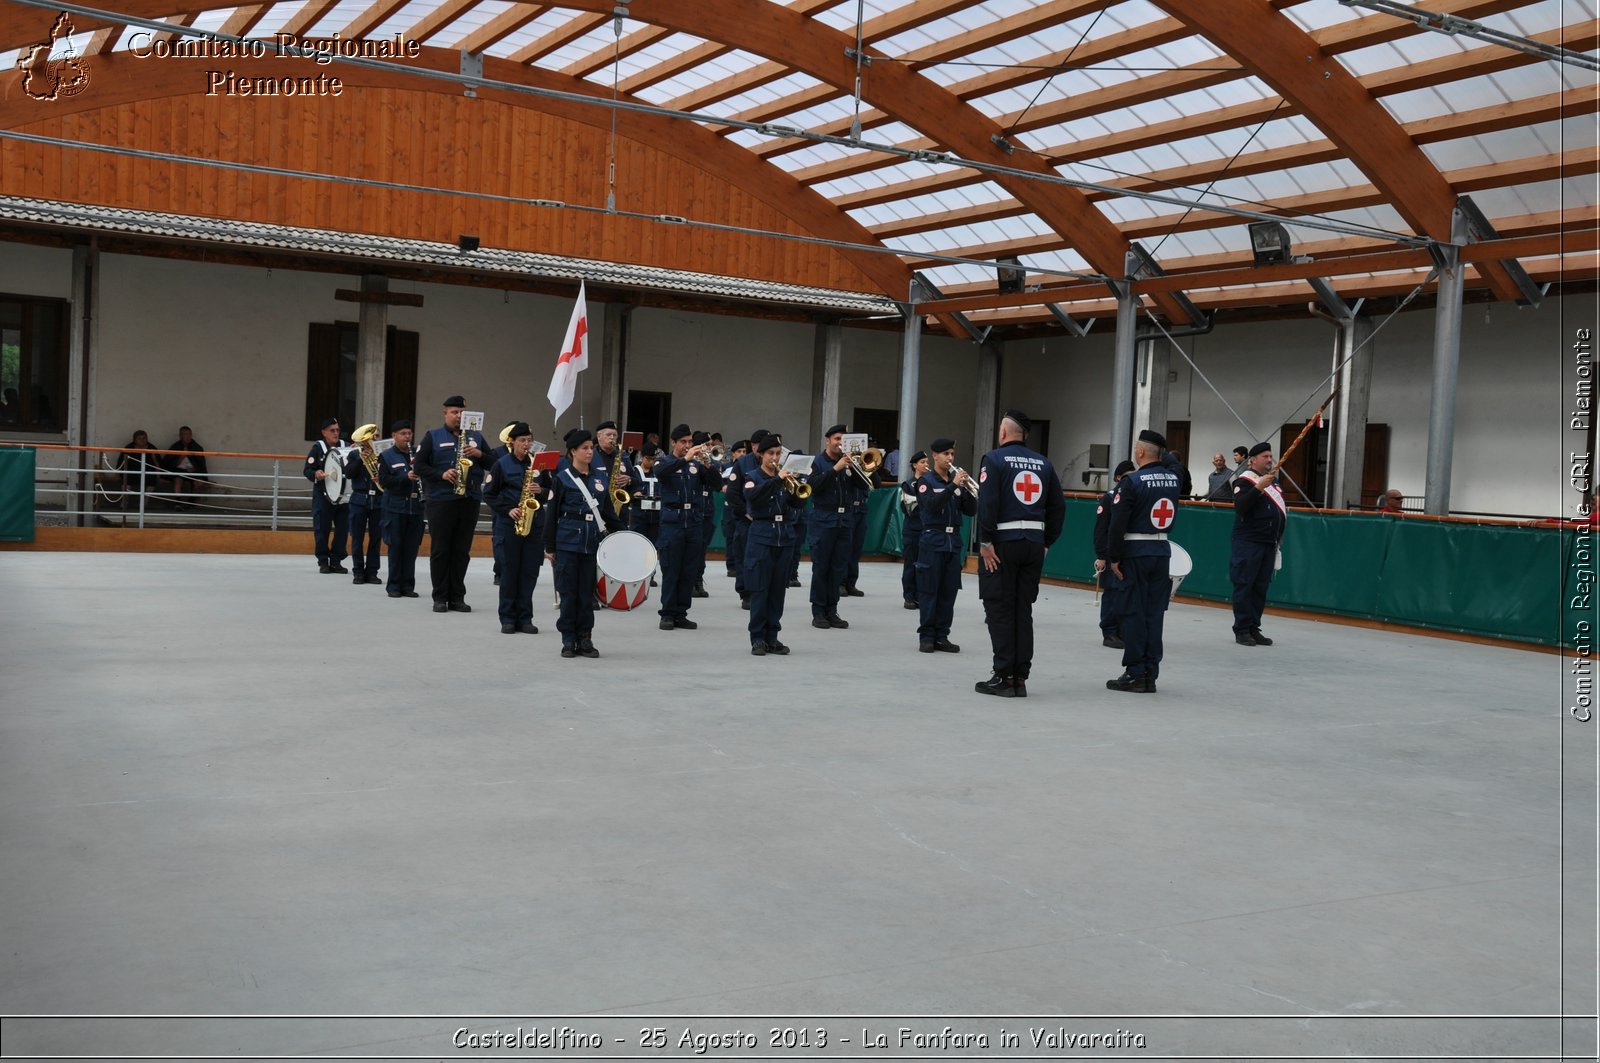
[0,294,69,434]
[304,322,419,440]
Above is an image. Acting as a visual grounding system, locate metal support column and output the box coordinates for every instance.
[1425,209,1470,515]
[1108,262,1140,470]
[354,273,387,431]
[1131,335,1169,446]
[68,242,97,525]
[810,320,842,450]
[600,302,632,428]
[972,339,1000,471]
[898,287,923,481]
[1330,315,1375,509]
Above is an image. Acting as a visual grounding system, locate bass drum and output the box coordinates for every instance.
[596,530,658,611]
[323,450,351,504]
[1168,541,1193,601]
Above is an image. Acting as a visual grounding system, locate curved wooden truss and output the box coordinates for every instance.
[0,0,1592,329]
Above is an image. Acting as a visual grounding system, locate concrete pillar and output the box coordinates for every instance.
[1425,209,1470,516]
[1108,271,1139,470]
[354,273,387,432]
[68,242,98,525]
[898,302,922,481]
[972,339,1000,472]
[1131,335,1169,444]
[1330,315,1375,509]
[600,302,631,428]
[810,320,842,450]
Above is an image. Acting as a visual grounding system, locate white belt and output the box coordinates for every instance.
[1125,532,1168,540]
[997,520,1044,531]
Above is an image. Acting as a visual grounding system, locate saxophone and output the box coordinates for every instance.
[453,423,472,496]
[512,458,541,537]
[606,448,629,515]
[352,423,384,493]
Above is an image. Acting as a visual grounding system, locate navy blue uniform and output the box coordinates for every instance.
[345,448,382,582]
[807,452,866,619]
[743,465,805,649]
[629,467,662,543]
[723,452,761,601]
[1105,459,1182,681]
[485,452,550,629]
[414,424,493,608]
[376,443,424,596]
[1230,470,1288,637]
[485,443,510,584]
[592,445,636,524]
[648,450,718,623]
[914,470,976,646]
[1093,486,1129,639]
[898,477,922,606]
[543,460,622,649]
[976,441,1065,683]
[303,437,349,568]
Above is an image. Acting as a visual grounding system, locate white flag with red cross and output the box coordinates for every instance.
[548,281,589,424]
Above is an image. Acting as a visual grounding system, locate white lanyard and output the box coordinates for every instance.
[564,468,606,525]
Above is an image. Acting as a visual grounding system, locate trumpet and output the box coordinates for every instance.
[782,473,812,500]
[704,443,728,464]
[950,464,979,498]
[352,423,384,493]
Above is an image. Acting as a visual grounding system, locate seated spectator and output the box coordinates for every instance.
[164,425,210,498]
[118,429,170,507]
[1377,488,1405,514]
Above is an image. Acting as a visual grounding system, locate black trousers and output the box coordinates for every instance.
[349,499,382,577]
[424,496,480,605]
[1119,554,1171,679]
[1231,538,1276,634]
[310,494,348,565]
[978,539,1045,680]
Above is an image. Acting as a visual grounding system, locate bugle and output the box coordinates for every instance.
[949,464,979,498]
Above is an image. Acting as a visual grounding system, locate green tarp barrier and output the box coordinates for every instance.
[0,447,35,542]
[709,487,1580,647]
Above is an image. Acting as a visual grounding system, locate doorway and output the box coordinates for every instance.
[627,390,671,450]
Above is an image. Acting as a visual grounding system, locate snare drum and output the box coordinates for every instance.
[596,530,658,611]
[1168,541,1193,601]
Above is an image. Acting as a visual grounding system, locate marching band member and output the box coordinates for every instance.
[898,450,928,610]
[842,440,872,599]
[543,428,621,658]
[742,433,803,656]
[807,425,862,630]
[488,420,516,588]
[693,430,715,598]
[485,422,548,635]
[651,424,719,631]
[592,421,635,501]
[375,420,423,599]
[720,439,750,580]
[913,438,976,653]
[303,416,350,574]
[725,429,770,610]
[1093,460,1136,648]
[1103,430,1181,693]
[974,409,1064,699]
[413,395,492,614]
[344,436,383,586]
[629,442,663,548]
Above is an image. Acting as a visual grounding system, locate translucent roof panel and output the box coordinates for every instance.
[426,0,517,49]
[1421,120,1580,172]
[303,0,383,39]
[369,0,449,44]
[635,47,775,105]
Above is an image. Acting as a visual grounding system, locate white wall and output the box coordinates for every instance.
[2,237,1587,517]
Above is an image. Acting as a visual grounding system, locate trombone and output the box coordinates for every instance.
[844,444,883,490]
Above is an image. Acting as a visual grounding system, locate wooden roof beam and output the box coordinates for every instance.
[461,4,551,57]
[276,0,342,39]
[406,0,481,46]
[507,11,606,64]
[340,0,417,40]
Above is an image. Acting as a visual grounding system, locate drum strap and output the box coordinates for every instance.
[564,469,607,529]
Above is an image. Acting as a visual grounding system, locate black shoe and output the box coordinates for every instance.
[751,642,767,656]
[501,623,517,634]
[673,618,698,630]
[578,640,600,658]
[660,618,676,631]
[1251,629,1274,646]
[812,617,830,629]
[692,581,709,598]
[365,574,383,585]
[844,587,864,597]
[1011,678,1028,698]
[329,563,349,574]
[904,599,918,610]
[740,597,750,610]
[318,563,332,574]
[401,590,420,598]
[1106,672,1154,693]
[920,641,936,653]
[787,577,802,588]
[432,603,448,613]
[826,614,849,629]
[493,575,501,586]
[447,602,472,613]
[650,577,658,587]
[975,673,1016,697]
[934,640,960,653]
[352,576,365,585]
[1235,632,1258,647]
[726,566,737,577]
[387,590,402,598]
[766,641,790,655]
[518,623,539,634]
[561,645,577,658]
[1102,635,1125,649]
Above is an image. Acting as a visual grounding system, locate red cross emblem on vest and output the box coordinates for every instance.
[1150,497,1176,529]
[1012,470,1041,504]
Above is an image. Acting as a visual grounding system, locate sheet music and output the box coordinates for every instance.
[460,410,485,433]
[780,453,813,476]
[842,432,869,454]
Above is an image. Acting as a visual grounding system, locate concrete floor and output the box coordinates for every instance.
[0,551,1591,1060]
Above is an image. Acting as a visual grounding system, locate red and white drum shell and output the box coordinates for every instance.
[595,530,658,611]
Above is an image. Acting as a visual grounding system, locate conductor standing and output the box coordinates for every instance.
[973,410,1064,699]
